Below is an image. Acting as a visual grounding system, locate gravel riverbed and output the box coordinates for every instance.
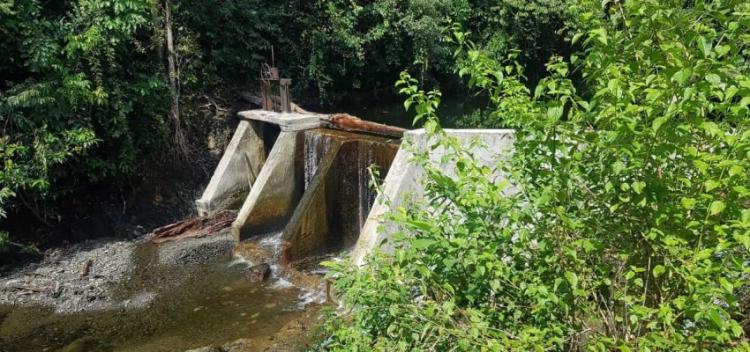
[0,231,235,314]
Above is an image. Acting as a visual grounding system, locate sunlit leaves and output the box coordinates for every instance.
[316,0,750,351]
[1,0,167,230]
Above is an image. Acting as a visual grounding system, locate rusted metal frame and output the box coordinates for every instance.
[260,63,293,113]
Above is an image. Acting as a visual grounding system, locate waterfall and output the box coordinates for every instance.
[303,131,334,190]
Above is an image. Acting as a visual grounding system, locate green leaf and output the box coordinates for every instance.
[709,201,726,215]
[632,181,645,194]
[718,278,733,292]
[564,271,578,289]
[707,310,723,329]
[652,265,666,278]
[590,28,608,45]
[412,238,435,249]
[403,99,412,111]
[705,73,722,86]
[681,197,697,210]
[671,68,692,84]
[652,115,670,132]
[704,179,721,192]
[698,36,712,57]
[546,105,563,122]
[734,232,750,251]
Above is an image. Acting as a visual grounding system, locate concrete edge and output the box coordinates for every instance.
[351,129,517,266]
[196,120,264,216]
[231,131,302,240]
[280,141,345,263]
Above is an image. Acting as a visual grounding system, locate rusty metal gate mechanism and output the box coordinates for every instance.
[260,49,292,113]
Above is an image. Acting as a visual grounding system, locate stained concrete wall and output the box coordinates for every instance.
[280,141,343,263]
[281,136,399,263]
[195,120,267,216]
[350,129,516,266]
[231,131,304,239]
[238,110,322,131]
[197,110,513,268]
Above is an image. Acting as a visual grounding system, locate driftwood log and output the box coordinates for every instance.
[240,93,405,139]
[322,114,405,138]
[150,210,236,244]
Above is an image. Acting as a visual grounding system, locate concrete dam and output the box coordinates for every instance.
[195,110,400,266]
[196,109,515,268]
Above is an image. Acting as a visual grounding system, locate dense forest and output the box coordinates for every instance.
[2,0,750,350]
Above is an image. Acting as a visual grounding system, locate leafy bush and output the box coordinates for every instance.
[316,0,750,350]
[467,0,576,84]
[1,0,167,230]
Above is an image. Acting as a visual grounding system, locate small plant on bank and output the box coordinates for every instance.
[315,0,750,351]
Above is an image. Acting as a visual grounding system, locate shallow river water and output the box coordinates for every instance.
[0,239,318,352]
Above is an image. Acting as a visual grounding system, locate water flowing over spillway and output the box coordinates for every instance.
[281,129,399,263]
[303,131,334,191]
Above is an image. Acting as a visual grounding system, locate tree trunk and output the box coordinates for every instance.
[164,0,186,155]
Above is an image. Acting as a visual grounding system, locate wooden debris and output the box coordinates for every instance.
[8,285,48,294]
[150,210,236,244]
[240,93,405,138]
[323,113,405,138]
[80,259,92,277]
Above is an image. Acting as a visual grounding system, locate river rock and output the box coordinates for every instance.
[245,263,271,283]
[157,231,235,266]
[234,242,273,264]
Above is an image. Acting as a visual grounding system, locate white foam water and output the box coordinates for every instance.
[227,254,253,268]
[296,284,327,309]
[270,277,294,289]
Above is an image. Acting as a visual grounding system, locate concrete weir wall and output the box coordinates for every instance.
[350,129,516,266]
[197,109,513,267]
[195,120,269,216]
[231,131,303,238]
[281,131,399,263]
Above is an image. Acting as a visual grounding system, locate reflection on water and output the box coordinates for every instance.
[0,242,311,352]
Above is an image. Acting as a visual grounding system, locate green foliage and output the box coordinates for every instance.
[278,0,574,102]
[316,0,750,350]
[467,0,576,83]
[172,0,285,91]
[287,0,471,101]
[1,0,168,227]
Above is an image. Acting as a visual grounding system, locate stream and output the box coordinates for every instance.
[0,231,326,352]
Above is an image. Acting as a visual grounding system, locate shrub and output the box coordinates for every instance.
[316,0,750,350]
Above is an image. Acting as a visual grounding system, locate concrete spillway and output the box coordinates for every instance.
[196,110,400,264]
[196,110,514,266]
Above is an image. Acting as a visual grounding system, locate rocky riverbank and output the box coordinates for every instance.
[0,236,144,314]
[0,230,235,314]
